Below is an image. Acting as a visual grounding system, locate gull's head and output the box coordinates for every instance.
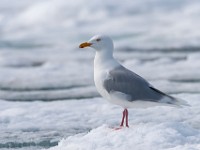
[79,35,114,52]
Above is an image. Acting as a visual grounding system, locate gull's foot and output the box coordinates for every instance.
[112,125,129,130]
[113,126,123,130]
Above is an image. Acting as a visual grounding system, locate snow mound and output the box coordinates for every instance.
[48,123,200,150]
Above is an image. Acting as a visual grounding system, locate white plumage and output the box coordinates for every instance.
[79,35,189,128]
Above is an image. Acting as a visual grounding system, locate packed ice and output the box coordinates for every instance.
[0,0,200,149]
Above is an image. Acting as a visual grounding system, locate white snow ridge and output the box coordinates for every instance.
[47,94,200,150]
[48,124,200,150]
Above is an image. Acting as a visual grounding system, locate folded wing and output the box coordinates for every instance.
[103,65,182,105]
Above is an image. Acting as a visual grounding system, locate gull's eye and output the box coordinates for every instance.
[96,38,101,42]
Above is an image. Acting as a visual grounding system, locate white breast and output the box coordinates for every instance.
[94,52,120,102]
[94,63,109,99]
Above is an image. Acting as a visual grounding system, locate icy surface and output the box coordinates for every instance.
[0,0,200,48]
[47,94,200,150]
[1,0,200,150]
[0,94,200,150]
[49,124,200,150]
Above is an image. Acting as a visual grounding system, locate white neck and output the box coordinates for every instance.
[95,48,113,59]
[94,49,119,70]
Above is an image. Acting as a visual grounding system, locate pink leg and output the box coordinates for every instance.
[125,109,129,127]
[113,109,128,130]
[120,109,126,127]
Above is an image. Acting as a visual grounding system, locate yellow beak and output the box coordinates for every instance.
[79,42,92,48]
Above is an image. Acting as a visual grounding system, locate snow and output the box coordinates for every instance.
[1,46,200,101]
[1,0,200,149]
[48,124,200,150]
[45,94,200,150]
[0,94,200,150]
[1,0,200,48]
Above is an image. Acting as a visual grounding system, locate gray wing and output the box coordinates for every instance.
[103,65,177,103]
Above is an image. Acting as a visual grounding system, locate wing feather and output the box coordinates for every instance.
[103,66,167,102]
